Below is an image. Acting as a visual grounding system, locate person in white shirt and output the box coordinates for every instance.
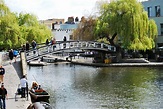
[20,75,28,98]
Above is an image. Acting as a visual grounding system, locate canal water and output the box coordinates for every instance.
[27,63,163,109]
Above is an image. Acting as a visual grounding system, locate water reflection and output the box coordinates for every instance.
[27,64,163,109]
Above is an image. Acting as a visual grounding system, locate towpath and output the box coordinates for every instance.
[0,52,31,109]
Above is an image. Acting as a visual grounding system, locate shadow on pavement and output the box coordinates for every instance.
[12,61,23,79]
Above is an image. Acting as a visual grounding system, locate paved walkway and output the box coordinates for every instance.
[0,53,31,109]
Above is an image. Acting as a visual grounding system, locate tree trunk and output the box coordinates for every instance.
[107,33,117,46]
[107,33,122,62]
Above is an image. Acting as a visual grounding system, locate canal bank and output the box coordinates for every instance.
[41,54,163,67]
[68,57,163,67]
[0,53,31,109]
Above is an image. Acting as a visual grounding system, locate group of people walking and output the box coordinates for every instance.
[45,36,67,52]
[8,49,19,64]
[8,40,37,64]
[45,37,56,52]
[22,40,37,55]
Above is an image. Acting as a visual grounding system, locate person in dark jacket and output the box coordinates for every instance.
[63,36,67,48]
[21,44,26,52]
[8,49,13,64]
[26,41,30,55]
[0,83,7,109]
[31,40,37,54]
[45,39,50,52]
[45,39,49,46]
[0,66,5,83]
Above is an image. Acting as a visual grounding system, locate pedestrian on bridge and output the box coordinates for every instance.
[26,41,30,55]
[45,39,50,52]
[21,44,26,52]
[51,38,56,51]
[31,40,37,54]
[63,36,67,48]
[46,39,49,46]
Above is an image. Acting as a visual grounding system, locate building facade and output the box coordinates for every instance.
[40,18,79,41]
[142,0,163,47]
[39,18,64,30]
[52,23,79,41]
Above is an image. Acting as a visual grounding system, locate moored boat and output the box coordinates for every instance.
[27,101,52,109]
[28,61,47,66]
[29,82,50,103]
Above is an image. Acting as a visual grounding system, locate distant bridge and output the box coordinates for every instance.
[25,41,116,62]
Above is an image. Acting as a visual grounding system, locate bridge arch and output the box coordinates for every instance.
[24,41,116,62]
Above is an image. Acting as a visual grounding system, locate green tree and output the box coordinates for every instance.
[95,0,158,51]
[0,0,20,49]
[0,0,52,50]
[18,13,52,44]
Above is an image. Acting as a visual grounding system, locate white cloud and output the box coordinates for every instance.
[4,0,145,21]
[4,0,99,20]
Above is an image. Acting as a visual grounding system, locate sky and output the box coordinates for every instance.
[4,0,146,21]
[4,0,102,21]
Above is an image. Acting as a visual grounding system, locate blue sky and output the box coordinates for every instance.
[4,0,146,21]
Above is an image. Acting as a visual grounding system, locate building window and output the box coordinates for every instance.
[147,7,152,17]
[161,24,163,35]
[60,21,62,24]
[155,5,160,17]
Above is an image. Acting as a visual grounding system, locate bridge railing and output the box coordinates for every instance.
[25,40,116,61]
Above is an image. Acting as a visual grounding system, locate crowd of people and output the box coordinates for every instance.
[8,36,66,64]
[8,40,37,64]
